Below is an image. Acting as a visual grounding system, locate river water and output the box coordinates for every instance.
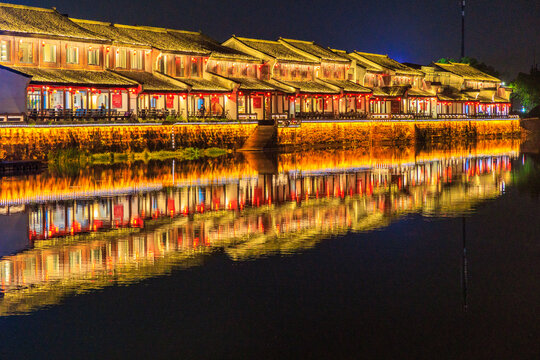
[0,141,538,359]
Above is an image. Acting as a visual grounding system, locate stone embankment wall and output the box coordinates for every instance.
[278,120,521,148]
[0,120,521,160]
[0,124,256,160]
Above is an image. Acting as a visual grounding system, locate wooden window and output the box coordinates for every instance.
[163,55,171,75]
[88,47,100,66]
[116,48,127,68]
[43,44,56,63]
[190,57,200,77]
[175,56,185,76]
[18,41,33,64]
[0,40,11,62]
[131,50,143,70]
[66,46,79,64]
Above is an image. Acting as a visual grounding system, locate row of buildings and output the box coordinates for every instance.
[0,2,513,122]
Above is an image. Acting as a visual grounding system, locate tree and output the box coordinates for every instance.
[511,67,540,113]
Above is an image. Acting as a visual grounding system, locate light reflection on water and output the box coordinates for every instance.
[0,140,521,315]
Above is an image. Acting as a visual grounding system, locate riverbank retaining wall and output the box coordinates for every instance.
[0,119,521,160]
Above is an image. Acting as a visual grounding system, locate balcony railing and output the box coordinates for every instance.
[27,109,134,122]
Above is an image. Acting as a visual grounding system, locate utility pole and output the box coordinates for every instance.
[461,0,466,59]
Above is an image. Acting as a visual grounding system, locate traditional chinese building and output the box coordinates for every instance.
[342,51,435,118]
[422,62,511,117]
[0,2,514,122]
[0,3,140,121]
[278,39,372,118]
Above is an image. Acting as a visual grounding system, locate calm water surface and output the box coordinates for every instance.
[0,141,538,359]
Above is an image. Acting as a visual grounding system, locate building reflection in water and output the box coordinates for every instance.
[0,141,518,315]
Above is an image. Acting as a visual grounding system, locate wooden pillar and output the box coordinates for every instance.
[236,92,239,120]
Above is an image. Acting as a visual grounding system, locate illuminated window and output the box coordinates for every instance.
[247,65,255,77]
[163,55,172,75]
[0,40,10,62]
[43,44,56,63]
[190,57,200,77]
[131,50,143,70]
[116,48,127,68]
[66,46,79,64]
[175,56,185,76]
[18,41,33,63]
[88,48,100,66]
[280,65,288,78]
[238,95,246,113]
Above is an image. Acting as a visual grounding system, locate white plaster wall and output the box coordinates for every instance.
[0,68,29,114]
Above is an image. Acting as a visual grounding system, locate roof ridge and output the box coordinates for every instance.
[166,28,201,35]
[280,38,314,44]
[236,36,280,44]
[70,18,112,26]
[355,51,388,57]
[0,2,54,12]
[114,24,167,32]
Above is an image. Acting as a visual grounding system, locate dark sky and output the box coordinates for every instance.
[19,0,540,80]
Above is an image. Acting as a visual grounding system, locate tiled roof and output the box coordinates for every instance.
[279,38,349,62]
[329,49,356,62]
[437,92,475,101]
[434,62,500,82]
[223,77,277,91]
[168,31,257,61]
[71,19,147,46]
[110,25,209,54]
[74,20,257,60]
[0,3,108,41]
[371,88,388,97]
[353,52,423,75]
[177,77,229,92]
[492,96,510,103]
[6,66,137,86]
[381,85,409,97]
[274,79,339,94]
[407,88,436,97]
[266,79,296,93]
[112,70,187,91]
[320,79,371,93]
[234,37,318,63]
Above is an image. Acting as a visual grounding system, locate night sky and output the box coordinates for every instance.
[17,0,540,80]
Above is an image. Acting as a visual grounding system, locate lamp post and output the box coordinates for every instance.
[461,0,466,58]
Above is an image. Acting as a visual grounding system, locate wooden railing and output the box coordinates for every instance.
[27,109,135,122]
